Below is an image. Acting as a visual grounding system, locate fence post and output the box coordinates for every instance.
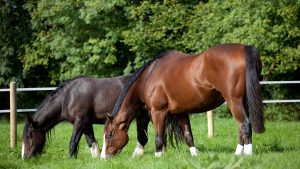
[10,82,17,148]
[207,110,214,138]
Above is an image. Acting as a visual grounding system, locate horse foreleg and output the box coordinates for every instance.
[69,118,84,158]
[83,124,100,158]
[132,112,150,157]
[151,110,167,157]
[177,114,198,156]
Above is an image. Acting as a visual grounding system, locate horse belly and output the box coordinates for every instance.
[168,89,224,114]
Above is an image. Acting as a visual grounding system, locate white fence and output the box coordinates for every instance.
[1,81,299,113]
[1,81,299,148]
[0,87,56,113]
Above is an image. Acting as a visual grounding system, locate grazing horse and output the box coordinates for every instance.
[103,43,265,158]
[22,75,153,159]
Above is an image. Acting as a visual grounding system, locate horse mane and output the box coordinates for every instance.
[110,51,173,117]
[33,75,89,141]
[36,75,88,112]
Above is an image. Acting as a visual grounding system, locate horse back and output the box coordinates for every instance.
[137,51,222,113]
[138,44,247,114]
[62,76,126,123]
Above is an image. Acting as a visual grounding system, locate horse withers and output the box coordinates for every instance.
[22,75,152,159]
[103,43,265,157]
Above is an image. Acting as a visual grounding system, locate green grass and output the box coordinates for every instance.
[0,114,299,169]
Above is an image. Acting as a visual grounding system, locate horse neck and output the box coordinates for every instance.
[32,102,63,132]
[115,91,142,128]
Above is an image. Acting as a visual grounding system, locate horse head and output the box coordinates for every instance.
[103,114,129,158]
[22,115,46,160]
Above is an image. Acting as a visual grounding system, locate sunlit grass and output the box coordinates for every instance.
[0,114,299,169]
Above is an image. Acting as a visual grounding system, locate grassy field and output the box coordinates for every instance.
[0,114,299,169]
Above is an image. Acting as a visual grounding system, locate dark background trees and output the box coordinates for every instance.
[1,0,299,120]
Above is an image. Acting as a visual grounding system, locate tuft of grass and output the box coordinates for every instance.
[0,114,299,169]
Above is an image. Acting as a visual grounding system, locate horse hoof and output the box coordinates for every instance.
[155,151,163,157]
[90,143,100,158]
[235,144,244,155]
[189,147,198,156]
[132,142,144,157]
[243,144,252,155]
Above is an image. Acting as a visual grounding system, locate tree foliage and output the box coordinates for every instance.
[19,0,300,84]
[123,0,300,78]
[0,0,299,120]
[22,0,130,84]
[0,0,31,87]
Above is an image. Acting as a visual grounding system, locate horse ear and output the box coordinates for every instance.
[25,114,37,128]
[106,113,113,122]
[25,114,33,124]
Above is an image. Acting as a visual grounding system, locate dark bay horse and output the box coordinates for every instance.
[22,75,153,159]
[103,43,265,157]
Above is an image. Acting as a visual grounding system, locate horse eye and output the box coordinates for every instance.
[106,132,113,139]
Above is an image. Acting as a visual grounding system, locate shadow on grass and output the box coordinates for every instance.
[197,145,235,154]
[195,141,298,154]
[260,142,298,153]
[0,163,18,169]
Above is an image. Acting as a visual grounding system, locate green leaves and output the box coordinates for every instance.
[22,0,129,84]
[2,0,298,86]
[123,0,300,79]
[0,0,31,86]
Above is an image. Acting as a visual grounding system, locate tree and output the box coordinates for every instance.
[0,0,32,87]
[2,0,299,120]
[123,0,300,79]
[22,0,131,85]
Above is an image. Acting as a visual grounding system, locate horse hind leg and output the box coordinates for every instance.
[227,98,252,155]
[239,118,252,155]
[83,124,100,158]
[172,114,198,156]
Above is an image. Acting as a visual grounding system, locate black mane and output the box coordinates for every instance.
[110,51,173,117]
[35,75,88,113]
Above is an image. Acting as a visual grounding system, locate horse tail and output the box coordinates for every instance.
[244,45,265,133]
[165,116,184,147]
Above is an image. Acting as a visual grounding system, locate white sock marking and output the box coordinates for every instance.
[155,151,163,157]
[243,144,252,155]
[132,141,144,157]
[90,142,100,158]
[189,147,198,156]
[100,134,106,159]
[22,142,25,160]
[155,146,165,157]
[235,144,244,155]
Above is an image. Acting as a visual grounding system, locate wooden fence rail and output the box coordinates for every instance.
[1,81,299,148]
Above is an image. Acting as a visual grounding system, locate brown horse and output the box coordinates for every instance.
[103,43,265,157]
